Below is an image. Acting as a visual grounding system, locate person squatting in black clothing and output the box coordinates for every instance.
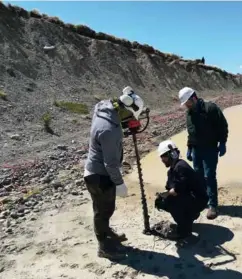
[155,140,208,240]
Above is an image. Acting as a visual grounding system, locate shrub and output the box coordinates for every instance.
[54,101,89,114]
[65,23,76,32]
[41,112,52,132]
[72,119,79,124]
[75,24,96,38]
[120,39,132,48]
[6,4,29,18]
[0,90,7,101]
[30,9,42,19]
[154,50,165,57]
[107,35,120,44]
[47,16,64,26]
[6,4,16,12]
[23,187,40,199]
[172,54,181,59]
[142,44,155,54]
[96,32,110,41]
[132,41,142,49]
[17,7,29,18]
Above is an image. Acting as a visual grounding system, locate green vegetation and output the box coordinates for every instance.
[41,112,52,133]
[71,119,79,124]
[75,24,96,37]
[5,3,30,18]
[54,101,89,114]
[0,90,7,101]
[47,16,64,26]
[30,9,41,18]
[23,187,41,200]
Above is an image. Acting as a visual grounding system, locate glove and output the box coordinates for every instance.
[218,142,226,157]
[186,148,193,161]
[155,192,166,210]
[157,191,169,199]
[116,183,128,197]
[169,188,177,196]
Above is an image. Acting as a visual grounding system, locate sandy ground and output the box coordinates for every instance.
[128,104,242,188]
[1,105,242,279]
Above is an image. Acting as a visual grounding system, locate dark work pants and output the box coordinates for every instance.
[192,147,219,207]
[156,194,204,235]
[84,174,116,242]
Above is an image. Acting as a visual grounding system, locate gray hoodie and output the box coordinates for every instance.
[85,100,124,186]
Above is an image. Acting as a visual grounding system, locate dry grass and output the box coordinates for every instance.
[0,90,7,100]
[54,101,89,114]
[41,112,52,133]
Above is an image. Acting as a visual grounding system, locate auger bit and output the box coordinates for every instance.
[121,108,151,235]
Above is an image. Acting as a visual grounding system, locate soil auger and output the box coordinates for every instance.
[121,108,152,235]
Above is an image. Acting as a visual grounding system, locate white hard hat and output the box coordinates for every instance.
[119,86,144,119]
[158,140,177,157]
[178,87,195,106]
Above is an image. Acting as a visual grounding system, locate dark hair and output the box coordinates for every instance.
[189,92,197,100]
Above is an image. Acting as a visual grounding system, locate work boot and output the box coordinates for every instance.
[98,239,127,261]
[167,223,192,241]
[207,206,218,220]
[107,228,128,242]
[166,230,192,241]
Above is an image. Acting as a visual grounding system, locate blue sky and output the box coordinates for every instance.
[4,1,242,74]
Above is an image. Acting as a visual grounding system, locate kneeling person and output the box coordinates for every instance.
[155,140,208,240]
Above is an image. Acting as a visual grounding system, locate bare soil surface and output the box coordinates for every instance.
[1,105,242,279]
[1,3,242,278]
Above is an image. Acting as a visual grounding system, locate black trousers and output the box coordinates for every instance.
[155,194,205,235]
[84,174,116,241]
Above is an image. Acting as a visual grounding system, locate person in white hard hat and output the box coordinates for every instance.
[155,140,208,240]
[178,87,228,220]
[84,86,144,260]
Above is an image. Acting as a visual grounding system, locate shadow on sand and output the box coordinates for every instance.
[219,205,242,218]
[114,223,240,279]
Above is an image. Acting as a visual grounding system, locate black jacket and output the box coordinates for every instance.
[186,98,228,148]
[165,159,208,203]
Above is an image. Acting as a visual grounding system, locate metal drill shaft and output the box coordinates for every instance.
[132,132,151,234]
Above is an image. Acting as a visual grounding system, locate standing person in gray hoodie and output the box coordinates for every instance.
[84,86,145,260]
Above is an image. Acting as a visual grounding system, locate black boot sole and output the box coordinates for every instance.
[108,236,128,243]
[98,251,127,261]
